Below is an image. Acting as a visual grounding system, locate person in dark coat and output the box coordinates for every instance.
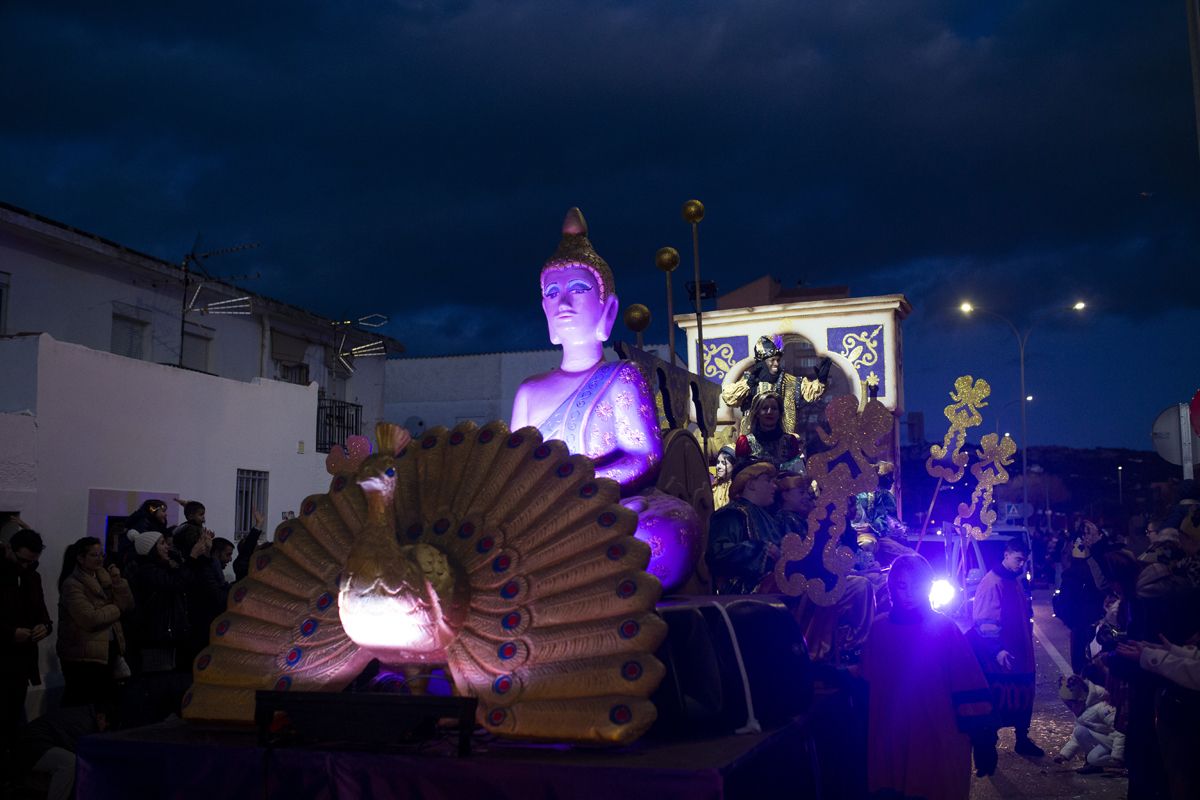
[1056,521,1108,672]
[173,523,228,667]
[1,530,52,751]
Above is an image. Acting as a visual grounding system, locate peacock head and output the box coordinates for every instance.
[355,453,398,501]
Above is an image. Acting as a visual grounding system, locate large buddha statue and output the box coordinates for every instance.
[512,209,699,590]
[512,208,664,493]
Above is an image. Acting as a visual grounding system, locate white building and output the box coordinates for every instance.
[0,201,401,713]
[385,344,674,434]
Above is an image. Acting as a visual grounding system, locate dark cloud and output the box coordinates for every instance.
[1,0,1196,449]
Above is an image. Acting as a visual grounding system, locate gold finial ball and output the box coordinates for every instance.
[655,246,680,272]
[681,199,705,224]
[623,304,651,333]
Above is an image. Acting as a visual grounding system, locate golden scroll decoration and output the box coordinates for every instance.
[774,396,893,605]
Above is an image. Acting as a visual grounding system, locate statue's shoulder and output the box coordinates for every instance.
[515,367,561,391]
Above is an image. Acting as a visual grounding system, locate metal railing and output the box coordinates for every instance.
[317,397,363,453]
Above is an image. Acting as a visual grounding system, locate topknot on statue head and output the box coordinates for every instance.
[541,207,617,303]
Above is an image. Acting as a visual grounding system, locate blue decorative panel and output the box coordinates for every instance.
[702,336,748,384]
[826,325,887,397]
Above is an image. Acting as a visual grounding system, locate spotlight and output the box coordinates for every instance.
[930,579,956,611]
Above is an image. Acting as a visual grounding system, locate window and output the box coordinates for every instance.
[235,469,269,534]
[111,315,148,360]
[278,362,310,385]
[181,323,213,373]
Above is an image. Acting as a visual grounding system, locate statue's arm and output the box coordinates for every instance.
[593,363,663,492]
[510,382,532,430]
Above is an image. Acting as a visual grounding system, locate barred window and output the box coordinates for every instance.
[234,469,269,534]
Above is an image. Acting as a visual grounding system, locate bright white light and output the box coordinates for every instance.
[1073,301,1086,311]
[960,302,974,313]
[1025,395,1034,402]
[929,579,956,610]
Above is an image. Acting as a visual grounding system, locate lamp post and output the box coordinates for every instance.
[1117,465,1123,506]
[960,300,1085,527]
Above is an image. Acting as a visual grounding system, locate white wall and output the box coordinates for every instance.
[0,333,334,714]
[382,344,670,431]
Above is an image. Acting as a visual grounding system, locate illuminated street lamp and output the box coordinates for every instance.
[959,300,1086,524]
[1117,465,1124,506]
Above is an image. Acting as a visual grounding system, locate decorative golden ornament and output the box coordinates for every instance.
[655,246,680,273]
[773,396,893,605]
[681,199,705,224]
[955,433,1018,540]
[926,375,990,484]
[623,304,651,334]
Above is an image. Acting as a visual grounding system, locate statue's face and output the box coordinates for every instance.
[541,266,617,348]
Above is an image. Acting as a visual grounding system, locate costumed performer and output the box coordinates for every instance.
[734,392,805,472]
[706,461,782,595]
[969,539,1044,758]
[720,335,830,437]
[710,446,735,511]
[511,208,700,591]
[863,554,997,800]
[852,461,915,567]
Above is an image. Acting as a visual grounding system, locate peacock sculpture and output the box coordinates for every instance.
[183,420,668,744]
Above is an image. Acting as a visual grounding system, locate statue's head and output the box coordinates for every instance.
[540,208,619,348]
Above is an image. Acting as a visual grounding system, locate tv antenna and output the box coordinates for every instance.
[332,314,389,373]
[177,235,260,367]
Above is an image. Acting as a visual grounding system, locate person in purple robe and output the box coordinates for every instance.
[863,554,997,800]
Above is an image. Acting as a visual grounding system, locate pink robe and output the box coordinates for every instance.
[971,567,1036,729]
[864,609,993,800]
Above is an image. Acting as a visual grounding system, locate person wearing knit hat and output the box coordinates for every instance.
[126,530,163,558]
[707,461,782,594]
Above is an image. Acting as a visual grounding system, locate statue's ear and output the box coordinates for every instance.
[596,293,619,342]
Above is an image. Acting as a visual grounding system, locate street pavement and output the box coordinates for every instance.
[970,590,1126,800]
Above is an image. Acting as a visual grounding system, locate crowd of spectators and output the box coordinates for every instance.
[1047,479,1200,798]
[0,499,264,798]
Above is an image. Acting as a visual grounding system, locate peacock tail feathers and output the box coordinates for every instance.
[184,419,666,745]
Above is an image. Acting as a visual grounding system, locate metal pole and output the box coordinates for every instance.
[1181,403,1195,481]
[1019,332,1029,527]
[1117,466,1123,506]
[691,222,704,377]
[178,259,189,367]
[665,271,676,366]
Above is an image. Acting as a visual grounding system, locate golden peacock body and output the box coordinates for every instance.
[183,421,667,744]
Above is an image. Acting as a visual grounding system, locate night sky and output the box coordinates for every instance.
[3,1,1197,451]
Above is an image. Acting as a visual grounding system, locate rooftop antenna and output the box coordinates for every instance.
[178,235,260,367]
[332,313,390,373]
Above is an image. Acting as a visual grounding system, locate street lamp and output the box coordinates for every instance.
[959,300,1086,526]
[1117,465,1123,506]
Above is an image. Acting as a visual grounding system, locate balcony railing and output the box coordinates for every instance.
[317,397,363,454]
